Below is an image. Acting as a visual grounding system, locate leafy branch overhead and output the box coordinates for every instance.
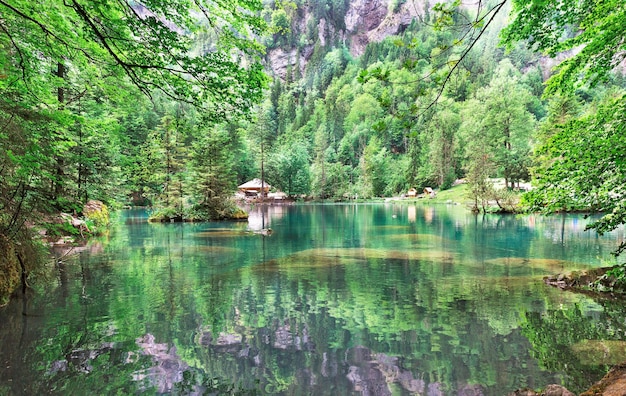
[399,0,508,112]
[424,0,624,108]
[0,0,268,119]
[501,0,626,95]
[498,0,626,256]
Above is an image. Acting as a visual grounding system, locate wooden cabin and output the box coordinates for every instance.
[238,179,271,197]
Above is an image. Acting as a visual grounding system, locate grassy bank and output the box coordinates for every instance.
[391,184,471,206]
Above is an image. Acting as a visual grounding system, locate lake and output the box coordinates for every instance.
[1,203,625,395]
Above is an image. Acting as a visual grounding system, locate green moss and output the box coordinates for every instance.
[0,235,20,306]
[83,200,110,234]
[0,227,49,306]
[230,207,249,220]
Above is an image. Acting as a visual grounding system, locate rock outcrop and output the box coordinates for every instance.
[266,0,426,78]
[267,47,303,80]
[83,200,110,229]
[345,0,424,55]
[509,364,626,395]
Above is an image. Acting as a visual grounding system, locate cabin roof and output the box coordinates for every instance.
[238,178,271,190]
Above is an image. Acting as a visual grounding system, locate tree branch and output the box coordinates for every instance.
[423,0,507,113]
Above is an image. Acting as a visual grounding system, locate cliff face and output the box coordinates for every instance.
[266,0,427,79]
[345,0,425,55]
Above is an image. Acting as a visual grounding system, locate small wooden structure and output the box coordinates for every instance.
[407,188,417,198]
[238,178,271,196]
[424,187,436,197]
[268,191,287,200]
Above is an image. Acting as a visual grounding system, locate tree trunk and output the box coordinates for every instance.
[53,62,66,203]
[57,62,65,106]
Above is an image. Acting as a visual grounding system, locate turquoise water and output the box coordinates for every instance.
[1,203,625,395]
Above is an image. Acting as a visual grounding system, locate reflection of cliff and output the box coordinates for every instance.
[190,325,486,395]
[197,322,316,354]
[521,302,626,393]
[49,342,116,375]
[347,346,418,395]
[344,346,486,395]
[133,334,191,394]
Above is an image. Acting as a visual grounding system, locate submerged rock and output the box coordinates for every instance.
[545,266,626,296]
[508,384,574,396]
[544,268,611,290]
[571,340,626,366]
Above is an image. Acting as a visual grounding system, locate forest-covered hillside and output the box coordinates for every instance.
[2,0,623,211]
[1,0,625,302]
[254,0,624,206]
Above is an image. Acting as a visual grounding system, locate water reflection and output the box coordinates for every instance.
[133,334,189,394]
[246,204,287,231]
[0,204,624,395]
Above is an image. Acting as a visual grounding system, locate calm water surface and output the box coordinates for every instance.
[1,203,626,395]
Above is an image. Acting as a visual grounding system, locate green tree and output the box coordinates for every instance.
[117,97,160,205]
[190,123,242,220]
[501,0,626,96]
[523,92,626,255]
[271,9,291,35]
[474,60,534,189]
[141,113,189,215]
[0,0,269,301]
[311,104,331,199]
[460,99,496,213]
[500,0,626,258]
[0,0,267,115]
[424,104,461,190]
[248,100,279,198]
[267,140,311,196]
[360,137,389,197]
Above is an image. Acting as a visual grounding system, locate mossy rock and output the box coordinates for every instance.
[0,235,21,306]
[83,200,110,229]
[545,267,626,294]
[229,207,248,220]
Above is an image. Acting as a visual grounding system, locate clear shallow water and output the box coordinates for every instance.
[1,204,626,395]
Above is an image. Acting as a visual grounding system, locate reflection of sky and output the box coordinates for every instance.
[246,205,287,230]
[407,206,416,223]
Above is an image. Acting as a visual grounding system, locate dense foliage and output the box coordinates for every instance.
[1,0,625,302]
[0,0,267,303]
[253,11,542,201]
[501,0,626,263]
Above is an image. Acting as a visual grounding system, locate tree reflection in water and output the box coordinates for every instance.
[0,205,623,395]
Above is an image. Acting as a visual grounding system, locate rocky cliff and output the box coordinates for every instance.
[345,0,425,55]
[267,0,427,79]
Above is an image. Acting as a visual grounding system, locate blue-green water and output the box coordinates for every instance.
[1,204,625,395]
